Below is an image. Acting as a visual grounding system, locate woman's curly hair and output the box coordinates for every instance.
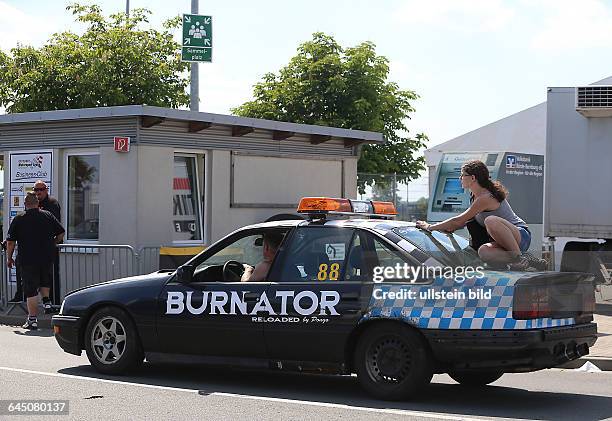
[462,160,507,202]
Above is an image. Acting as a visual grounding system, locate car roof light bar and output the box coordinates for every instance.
[297,197,397,219]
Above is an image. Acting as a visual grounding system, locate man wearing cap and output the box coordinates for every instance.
[33,180,62,305]
[6,192,65,330]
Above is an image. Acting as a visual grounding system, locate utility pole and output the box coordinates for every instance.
[126,0,129,16]
[190,0,200,111]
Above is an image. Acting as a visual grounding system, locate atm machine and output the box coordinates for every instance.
[428,152,544,255]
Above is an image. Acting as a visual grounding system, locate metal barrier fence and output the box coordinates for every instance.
[59,244,137,296]
[0,250,6,311]
[0,245,163,309]
[137,246,162,276]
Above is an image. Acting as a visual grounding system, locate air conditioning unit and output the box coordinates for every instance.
[576,86,612,117]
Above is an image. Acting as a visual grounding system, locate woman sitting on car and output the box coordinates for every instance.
[416,159,546,270]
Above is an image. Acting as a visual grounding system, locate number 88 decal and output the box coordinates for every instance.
[317,263,340,281]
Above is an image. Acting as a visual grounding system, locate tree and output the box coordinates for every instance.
[0,3,189,113]
[232,33,427,191]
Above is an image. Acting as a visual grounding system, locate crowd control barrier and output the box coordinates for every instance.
[0,245,170,308]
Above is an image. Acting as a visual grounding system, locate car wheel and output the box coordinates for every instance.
[85,306,143,375]
[354,323,433,400]
[448,370,504,387]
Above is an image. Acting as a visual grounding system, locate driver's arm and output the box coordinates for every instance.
[242,262,269,282]
[241,264,254,282]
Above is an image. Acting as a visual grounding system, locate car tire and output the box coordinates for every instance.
[354,323,433,400]
[448,370,504,387]
[84,306,143,375]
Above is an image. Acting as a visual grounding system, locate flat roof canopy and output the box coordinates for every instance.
[0,105,384,147]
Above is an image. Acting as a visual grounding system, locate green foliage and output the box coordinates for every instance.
[232,33,427,190]
[0,3,189,113]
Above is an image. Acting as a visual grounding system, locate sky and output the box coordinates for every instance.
[2,0,612,200]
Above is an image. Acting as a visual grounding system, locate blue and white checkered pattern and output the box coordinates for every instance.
[363,273,575,330]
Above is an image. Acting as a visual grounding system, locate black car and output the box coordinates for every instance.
[53,198,597,400]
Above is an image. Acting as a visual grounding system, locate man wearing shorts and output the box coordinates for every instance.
[6,192,65,330]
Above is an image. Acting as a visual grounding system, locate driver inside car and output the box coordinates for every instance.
[241,231,284,282]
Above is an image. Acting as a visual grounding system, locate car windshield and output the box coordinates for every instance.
[392,227,483,267]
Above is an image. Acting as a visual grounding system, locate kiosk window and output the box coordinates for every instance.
[172,155,202,242]
[67,154,100,240]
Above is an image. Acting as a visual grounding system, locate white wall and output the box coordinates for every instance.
[136,145,174,246]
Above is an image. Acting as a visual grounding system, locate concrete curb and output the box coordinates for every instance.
[557,357,612,371]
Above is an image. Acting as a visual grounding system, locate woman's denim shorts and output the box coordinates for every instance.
[517,226,531,252]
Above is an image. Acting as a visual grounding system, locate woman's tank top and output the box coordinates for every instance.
[474,194,527,228]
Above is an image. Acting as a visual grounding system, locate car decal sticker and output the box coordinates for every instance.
[362,273,576,330]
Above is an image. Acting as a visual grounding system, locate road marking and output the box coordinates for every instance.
[211,391,483,420]
[0,366,484,421]
[0,366,199,394]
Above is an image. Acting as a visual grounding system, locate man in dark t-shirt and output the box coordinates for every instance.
[6,192,65,330]
[34,180,62,304]
[34,180,61,221]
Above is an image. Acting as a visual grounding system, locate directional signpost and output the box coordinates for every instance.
[182,14,212,62]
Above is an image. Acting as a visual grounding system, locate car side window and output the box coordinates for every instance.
[197,234,264,269]
[275,227,354,282]
[194,228,289,281]
[346,230,420,282]
[344,231,372,282]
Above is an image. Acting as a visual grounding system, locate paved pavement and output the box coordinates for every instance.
[0,325,611,420]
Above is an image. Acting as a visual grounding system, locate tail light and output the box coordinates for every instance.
[513,285,552,319]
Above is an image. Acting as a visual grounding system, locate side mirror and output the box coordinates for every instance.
[176,264,195,283]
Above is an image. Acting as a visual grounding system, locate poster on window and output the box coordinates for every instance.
[8,150,53,283]
[9,151,53,222]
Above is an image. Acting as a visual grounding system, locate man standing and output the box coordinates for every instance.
[34,180,61,220]
[6,192,65,330]
[34,180,62,304]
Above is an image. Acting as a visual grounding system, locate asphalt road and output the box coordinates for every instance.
[0,324,611,421]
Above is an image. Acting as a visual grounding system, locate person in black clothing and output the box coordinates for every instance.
[6,192,65,330]
[34,180,62,304]
[7,180,62,303]
[34,180,61,220]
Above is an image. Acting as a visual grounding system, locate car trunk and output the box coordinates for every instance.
[513,272,595,323]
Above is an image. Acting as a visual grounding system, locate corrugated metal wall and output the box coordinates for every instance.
[0,117,358,157]
[139,119,356,157]
[0,118,138,149]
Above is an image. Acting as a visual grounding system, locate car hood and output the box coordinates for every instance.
[65,271,174,297]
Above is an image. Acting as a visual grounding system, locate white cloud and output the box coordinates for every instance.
[529,0,612,51]
[0,1,57,51]
[395,0,515,32]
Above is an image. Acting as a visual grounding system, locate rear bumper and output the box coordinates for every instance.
[423,322,598,372]
[51,315,82,356]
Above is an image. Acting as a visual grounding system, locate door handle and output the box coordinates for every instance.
[244,292,260,302]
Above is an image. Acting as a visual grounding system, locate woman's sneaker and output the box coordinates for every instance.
[508,255,531,271]
[523,252,549,271]
[22,317,38,330]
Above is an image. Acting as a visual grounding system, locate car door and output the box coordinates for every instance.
[263,226,374,363]
[156,228,289,358]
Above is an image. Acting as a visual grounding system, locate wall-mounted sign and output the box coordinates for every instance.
[8,150,53,283]
[114,136,130,153]
[9,151,53,222]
